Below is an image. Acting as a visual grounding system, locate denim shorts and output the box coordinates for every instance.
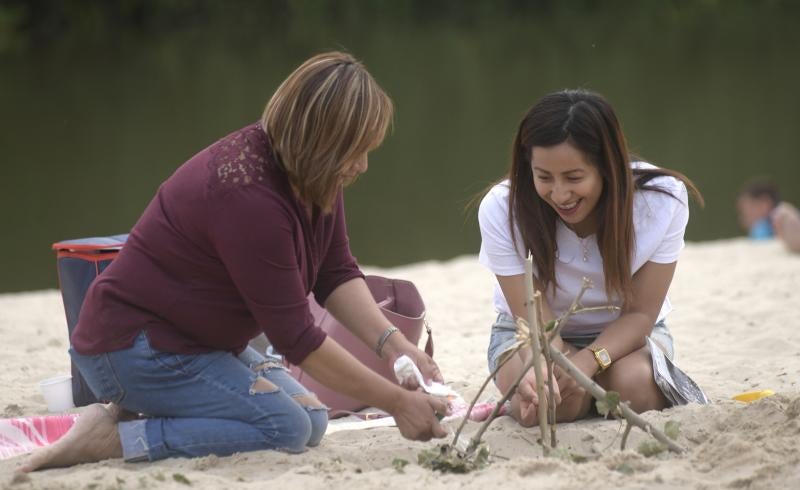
[486,313,675,374]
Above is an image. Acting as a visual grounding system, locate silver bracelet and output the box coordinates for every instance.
[375,325,399,358]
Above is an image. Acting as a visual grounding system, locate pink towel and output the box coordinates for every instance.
[0,414,78,460]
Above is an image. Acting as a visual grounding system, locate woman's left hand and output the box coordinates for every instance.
[553,348,597,420]
[383,334,443,389]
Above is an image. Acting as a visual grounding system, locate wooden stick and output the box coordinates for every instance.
[546,277,591,341]
[548,348,684,454]
[524,256,549,454]
[534,292,558,447]
[455,274,681,459]
[547,279,618,343]
[451,341,523,449]
[621,420,633,451]
[466,355,536,453]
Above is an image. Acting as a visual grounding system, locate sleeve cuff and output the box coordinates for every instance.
[281,325,327,366]
[312,268,365,306]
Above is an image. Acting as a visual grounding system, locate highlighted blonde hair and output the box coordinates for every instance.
[262,51,393,212]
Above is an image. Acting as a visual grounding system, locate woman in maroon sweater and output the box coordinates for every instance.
[22,52,446,472]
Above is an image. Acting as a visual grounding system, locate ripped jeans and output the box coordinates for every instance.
[70,331,328,462]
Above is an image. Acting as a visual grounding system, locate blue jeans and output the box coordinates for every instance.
[70,331,327,462]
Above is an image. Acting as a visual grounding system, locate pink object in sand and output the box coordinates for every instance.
[0,414,78,460]
[466,402,509,421]
[443,401,509,423]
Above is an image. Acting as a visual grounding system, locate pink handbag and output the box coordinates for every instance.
[289,275,433,416]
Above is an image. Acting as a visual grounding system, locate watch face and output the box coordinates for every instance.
[593,348,611,368]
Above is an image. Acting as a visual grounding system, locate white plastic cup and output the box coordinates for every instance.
[39,375,75,412]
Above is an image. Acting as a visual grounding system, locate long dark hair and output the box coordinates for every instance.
[509,89,703,305]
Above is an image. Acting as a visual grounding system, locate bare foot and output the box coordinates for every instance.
[18,403,124,473]
[102,402,141,422]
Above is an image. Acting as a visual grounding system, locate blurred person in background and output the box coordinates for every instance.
[772,201,800,253]
[736,178,800,252]
[736,178,780,240]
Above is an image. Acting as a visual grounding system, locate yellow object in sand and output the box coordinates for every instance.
[732,389,775,402]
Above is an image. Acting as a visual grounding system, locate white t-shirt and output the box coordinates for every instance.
[478,162,689,337]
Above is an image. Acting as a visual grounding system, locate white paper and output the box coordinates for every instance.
[325,416,397,434]
[393,355,463,401]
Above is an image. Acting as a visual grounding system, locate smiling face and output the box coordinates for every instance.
[531,141,604,237]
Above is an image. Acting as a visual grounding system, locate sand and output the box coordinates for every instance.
[1,238,799,489]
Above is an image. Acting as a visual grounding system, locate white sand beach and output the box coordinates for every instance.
[1,238,799,489]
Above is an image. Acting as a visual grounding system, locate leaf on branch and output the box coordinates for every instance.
[418,443,491,474]
[392,458,409,473]
[417,446,444,470]
[544,319,556,332]
[636,440,665,457]
[596,391,621,417]
[664,420,681,440]
[473,445,491,467]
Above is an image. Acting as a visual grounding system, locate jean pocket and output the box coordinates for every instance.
[139,332,227,377]
[69,348,127,404]
[137,331,193,374]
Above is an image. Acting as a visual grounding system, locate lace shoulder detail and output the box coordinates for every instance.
[207,124,270,193]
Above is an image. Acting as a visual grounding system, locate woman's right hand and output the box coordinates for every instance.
[299,337,447,441]
[389,390,448,441]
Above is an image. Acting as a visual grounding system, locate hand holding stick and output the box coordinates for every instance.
[452,266,684,460]
[547,347,683,453]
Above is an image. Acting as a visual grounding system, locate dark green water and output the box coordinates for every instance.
[2,1,799,293]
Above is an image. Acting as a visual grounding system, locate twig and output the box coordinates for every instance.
[547,277,592,341]
[602,419,626,453]
[620,421,633,451]
[451,273,682,463]
[451,341,523,448]
[466,355,537,453]
[548,348,684,454]
[540,277,681,453]
[535,293,558,448]
[547,278,620,343]
[524,256,549,455]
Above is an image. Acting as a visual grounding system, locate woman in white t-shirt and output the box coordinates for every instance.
[478,89,703,426]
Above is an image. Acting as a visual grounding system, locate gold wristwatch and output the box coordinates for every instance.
[589,347,612,372]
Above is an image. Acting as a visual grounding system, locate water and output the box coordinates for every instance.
[2,1,799,292]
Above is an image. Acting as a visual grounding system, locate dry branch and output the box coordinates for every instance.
[450,341,523,449]
[466,354,536,453]
[548,348,684,454]
[535,296,557,447]
[444,270,683,470]
[524,257,549,454]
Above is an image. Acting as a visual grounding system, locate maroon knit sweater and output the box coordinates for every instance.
[71,123,363,365]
